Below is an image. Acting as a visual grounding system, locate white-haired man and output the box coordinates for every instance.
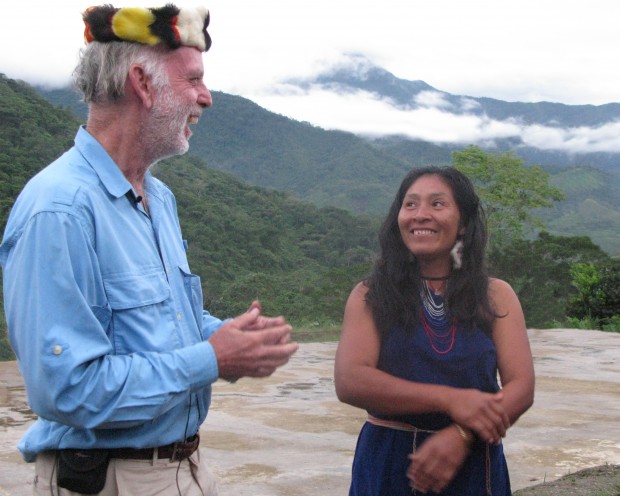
[0,5,298,495]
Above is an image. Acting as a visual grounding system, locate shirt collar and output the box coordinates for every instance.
[74,126,134,199]
[74,126,165,204]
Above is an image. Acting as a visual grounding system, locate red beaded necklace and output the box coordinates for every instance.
[420,312,457,354]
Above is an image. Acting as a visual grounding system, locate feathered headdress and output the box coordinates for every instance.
[83,3,211,52]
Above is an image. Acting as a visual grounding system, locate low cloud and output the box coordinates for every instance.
[414,91,453,110]
[247,85,620,154]
[521,121,620,153]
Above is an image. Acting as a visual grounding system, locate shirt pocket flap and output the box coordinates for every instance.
[103,269,170,310]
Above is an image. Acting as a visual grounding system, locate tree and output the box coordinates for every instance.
[488,232,608,328]
[452,146,565,247]
[567,259,620,328]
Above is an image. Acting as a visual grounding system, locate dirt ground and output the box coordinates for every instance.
[1,329,619,495]
[512,464,620,495]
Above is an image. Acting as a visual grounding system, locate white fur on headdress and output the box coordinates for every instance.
[176,6,210,52]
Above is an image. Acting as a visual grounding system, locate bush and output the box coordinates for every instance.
[562,316,601,330]
[566,259,620,331]
[601,315,620,333]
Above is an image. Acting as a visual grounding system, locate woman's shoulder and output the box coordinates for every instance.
[348,281,370,303]
[488,277,521,310]
[488,277,511,290]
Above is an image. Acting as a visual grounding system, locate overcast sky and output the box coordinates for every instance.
[3,0,620,152]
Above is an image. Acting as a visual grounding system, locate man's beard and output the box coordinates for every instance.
[141,85,199,164]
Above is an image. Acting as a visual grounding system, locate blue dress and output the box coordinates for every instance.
[348,309,511,495]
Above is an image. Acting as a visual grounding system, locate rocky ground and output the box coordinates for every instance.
[512,463,620,495]
[1,329,619,495]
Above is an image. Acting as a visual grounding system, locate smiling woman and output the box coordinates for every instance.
[334,166,535,495]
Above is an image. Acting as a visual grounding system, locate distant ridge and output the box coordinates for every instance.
[33,75,620,256]
[298,53,620,127]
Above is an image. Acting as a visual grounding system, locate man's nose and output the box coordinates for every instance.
[198,86,212,108]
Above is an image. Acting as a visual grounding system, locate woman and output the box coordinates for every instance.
[334,166,534,495]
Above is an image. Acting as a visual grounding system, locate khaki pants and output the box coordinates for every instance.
[33,448,219,495]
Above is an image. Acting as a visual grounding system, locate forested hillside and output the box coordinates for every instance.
[0,75,380,359]
[540,165,620,255]
[1,75,617,360]
[37,84,620,256]
[0,76,80,229]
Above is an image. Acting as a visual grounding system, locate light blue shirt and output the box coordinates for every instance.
[0,127,223,462]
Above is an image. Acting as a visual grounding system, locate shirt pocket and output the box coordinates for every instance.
[102,268,173,353]
[103,268,170,310]
[178,266,204,332]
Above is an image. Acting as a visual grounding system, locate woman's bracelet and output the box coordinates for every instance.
[454,424,474,443]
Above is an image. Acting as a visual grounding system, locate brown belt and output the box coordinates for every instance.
[108,434,200,462]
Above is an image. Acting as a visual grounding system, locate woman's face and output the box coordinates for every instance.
[397,174,463,268]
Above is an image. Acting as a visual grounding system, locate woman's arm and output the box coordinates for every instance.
[490,278,536,425]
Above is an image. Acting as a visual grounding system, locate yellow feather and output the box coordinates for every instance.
[112,8,160,46]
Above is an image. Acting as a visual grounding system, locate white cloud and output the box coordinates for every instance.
[3,0,620,106]
[522,121,620,154]
[4,0,620,155]
[414,91,452,110]
[247,86,620,154]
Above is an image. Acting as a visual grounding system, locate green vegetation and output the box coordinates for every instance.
[565,260,620,332]
[539,165,620,256]
[37,86,620,257]
[0,75,379,359]
[152,155,379,323]
[488,232,609,328]
[448,147,615,329]
[453,145,565,246]
[0,75,619,360]
[0,75,80,229]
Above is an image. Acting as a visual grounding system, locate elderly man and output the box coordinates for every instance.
[0,5,298,495]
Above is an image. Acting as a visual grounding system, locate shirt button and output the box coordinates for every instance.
[177,312,182,321]
[52,345,63,355]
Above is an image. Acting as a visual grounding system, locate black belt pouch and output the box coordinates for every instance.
[57,449,111,494]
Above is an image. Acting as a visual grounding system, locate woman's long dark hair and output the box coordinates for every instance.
[365,166,497,336]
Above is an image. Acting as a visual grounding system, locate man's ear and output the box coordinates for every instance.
[127,64,154,108]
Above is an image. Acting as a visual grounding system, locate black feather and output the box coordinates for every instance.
[150,4,181,49]
[83,4,121,42]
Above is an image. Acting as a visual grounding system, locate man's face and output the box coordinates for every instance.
[144,47,212,161]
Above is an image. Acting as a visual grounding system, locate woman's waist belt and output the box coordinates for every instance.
[366,414,436,434]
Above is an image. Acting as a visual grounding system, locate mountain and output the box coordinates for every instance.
[35,86,436,215]
[35,78,620,256]
[300,55,620,127]
[0,74,615,355]
[538,165,620,254]
[285,54,620,173]
[0,74,379,342]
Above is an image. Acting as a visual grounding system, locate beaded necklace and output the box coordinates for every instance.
[420,280,456,354]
